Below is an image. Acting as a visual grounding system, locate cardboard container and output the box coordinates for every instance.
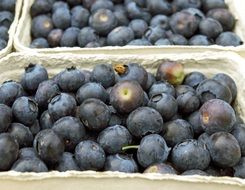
[0,51,244,190]
[0,0,23,59]
[14,0,245,57]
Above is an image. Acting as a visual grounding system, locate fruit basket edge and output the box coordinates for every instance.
[0,0,23,59]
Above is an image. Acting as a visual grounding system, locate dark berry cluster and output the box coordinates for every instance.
[30,0,243,48]
[0,0,16,50]
[0,61,244,179]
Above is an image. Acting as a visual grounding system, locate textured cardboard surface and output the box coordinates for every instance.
[0,51,244,190]
[14,0,245,56]
[0,0,22,59]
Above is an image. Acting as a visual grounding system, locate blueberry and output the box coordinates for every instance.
[8,123,33,148]
[85,41,101,47]
[113,5,129,26]
[127,39,152,46]
[97,125,132,154]
[110,80,144,114]
[199,18,223,39]
[91,64,115,88]
[189,35,212,45]
[34,129,64,164]
[47,29,63,47]
[11,157,48,172]
[82,0,96,9]
[31,0,52,17]
[181,8,205,23]
[18,147,38,159]
[40,110,53,130]
[126,2,151,23]
[172,0,202,12]
[177,91,200,115]
[175,85,195,96]
[108,111,124,127]
[114,63,148,89]
[146,0,172,15]
[187,111,204,136]
[0,133,19,171]
[169,34,188,45]
[0,104,12,133]
[196,79,232,104]
[0,11,14,28]
[144,26,166,44]
[213,73,237,102]
[137,134,170,168]
[144,163,177,174]
[90,0,114,13]
[170,11,198,38]
[29,120,41,136]
[31,15,53,38]
[0,39,7,50]
[35,80,60,110]
[48,93,77,122]
[156,61,185,86]
[150,15,169,30]
[104,154,138,173]
[76,82,108,104]
[181,170,208,176]
[30,38,49,48]
[200,99,236,134]
[0,26,8,41]
[216,32,243,47]
[12,97,38,126]
[148,93,178,121]
[155,38,172,45]
[107,26,135,46]
[145,72,156,91]
[89,9,117,36]
[81,70,92,83]
[207,8,235,31]
[207,132,241,168]
[129,19,148,38]
[77,27,99,47]
[60,27,80,47]
[52,1,69,12]
[75,140,105,171]
[233,157,245,179]
[231,124,245,156]
[162,119,193,147]
[183,71,207,89]
[78,98,110,131]
[0,0,16,12]
[202,0,227,12]
[52,116,86,152]
[20,64,48,94]
[127,107,164,138]
[71,6,90,28]
[148,81,176,98]
[171,139,210,171]
[55,152,80,172]
[52,8,71,30]
[56,67,85,92]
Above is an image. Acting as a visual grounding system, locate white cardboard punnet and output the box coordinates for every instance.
[0,0,22,59]
[0,51,244,190]
[13,0,245,57]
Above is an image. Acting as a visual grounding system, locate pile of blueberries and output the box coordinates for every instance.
[30,0,243,48]
[0,60,244,179]
[0,0,16,50]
